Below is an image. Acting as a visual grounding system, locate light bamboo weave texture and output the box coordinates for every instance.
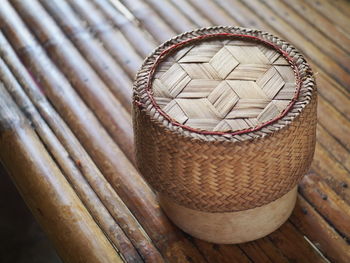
[133,27,317,212]
[153,39,295,132]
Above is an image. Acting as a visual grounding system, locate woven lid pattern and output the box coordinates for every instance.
[152,39,295,132]
[133,26,317,212]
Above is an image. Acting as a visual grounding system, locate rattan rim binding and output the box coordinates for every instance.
[134,26,315,142]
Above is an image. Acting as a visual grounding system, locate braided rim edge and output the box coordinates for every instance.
[133,26,316,142]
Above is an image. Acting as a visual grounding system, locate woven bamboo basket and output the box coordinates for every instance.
[133,26,317,244]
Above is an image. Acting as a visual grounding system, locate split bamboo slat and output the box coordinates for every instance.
[64,0,143,78]
[39,0,134,111]
[304,0,350,35]
[0,0,349,262]
[281,0,350,54]
[120,0,175,42]
[91,0,157,58]
[9,0,135,162]
[0,39,161,262]
[0,3,205,263]
[0,86,123,263]
[0,58,142,262]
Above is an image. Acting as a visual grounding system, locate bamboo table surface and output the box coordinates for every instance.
[0,0,349,262]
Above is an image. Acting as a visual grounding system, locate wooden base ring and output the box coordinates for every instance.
[159,186,297,244]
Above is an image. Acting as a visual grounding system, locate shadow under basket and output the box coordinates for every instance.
[133,26,317,244]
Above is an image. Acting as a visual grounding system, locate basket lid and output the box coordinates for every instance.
[134,27,315,142]
[151,37,296,133]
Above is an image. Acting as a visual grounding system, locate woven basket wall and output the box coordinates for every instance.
[133,26,317,213]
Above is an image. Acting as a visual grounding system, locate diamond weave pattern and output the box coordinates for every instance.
[152,39,296,132]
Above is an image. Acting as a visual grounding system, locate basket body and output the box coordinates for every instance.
[133,26,317,243]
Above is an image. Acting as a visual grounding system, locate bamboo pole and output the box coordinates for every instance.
[143,0,195,33]
[331,0,350,17]
[315,75,350,120]
[304,0,350,35]
[63,0,143,78]
[284,0,350,54]
[251,238,289,262]
[240,0,350,90]
[268,221,323,262]
[290,195,350,262]
[312,142,350,204]
[189,0,239,26]
[169,0,211,27]
[317,98,350,150]
[0,58,152,262]
[0,8,206,263]
[8,0,135,162]
[119,0,174,42]
[39,0,133,112]
[0,33,163,263]
[263,0,350,67]
[0,85,123,263]
[38,0,134,110]
[238,242,275,262]
[192,239,251,263]
[92,0,156,57]
[316,124,350,171]
[299,173,350,240]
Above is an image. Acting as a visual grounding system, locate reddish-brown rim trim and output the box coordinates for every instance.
[142,33,301,136]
